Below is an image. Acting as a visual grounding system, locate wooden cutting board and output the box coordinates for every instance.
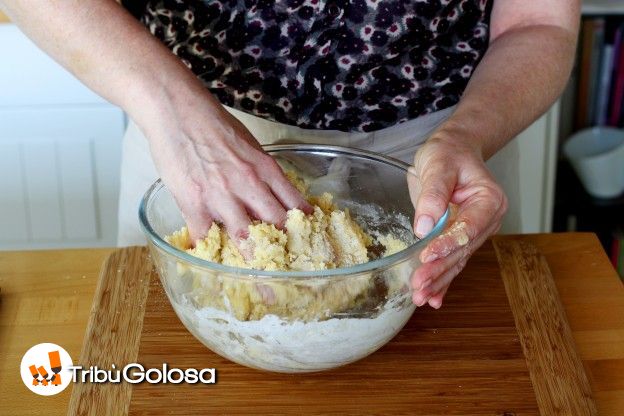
[68,239,597,415]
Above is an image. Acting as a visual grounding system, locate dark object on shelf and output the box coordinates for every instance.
[553,159,624,256]
[610,230,624,278]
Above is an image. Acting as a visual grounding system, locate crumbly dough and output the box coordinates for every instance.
[165,171,409,321]
[166,181,402,272]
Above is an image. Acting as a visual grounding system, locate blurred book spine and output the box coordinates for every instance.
[576,17,624,129]
[611,230,624,278]
[596,44,613,124]
[609,23,624,126]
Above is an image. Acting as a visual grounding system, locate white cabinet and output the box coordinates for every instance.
[0,25,126,249]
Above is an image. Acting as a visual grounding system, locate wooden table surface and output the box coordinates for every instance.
[1,233,623,415]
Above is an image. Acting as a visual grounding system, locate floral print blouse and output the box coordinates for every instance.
[123,0,492,132]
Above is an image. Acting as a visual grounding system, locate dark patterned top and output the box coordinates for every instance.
[123,0,493,132]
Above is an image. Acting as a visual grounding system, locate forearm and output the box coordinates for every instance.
[0,0,220,125]
[433,24,578,159]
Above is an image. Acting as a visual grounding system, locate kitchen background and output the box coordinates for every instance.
[0,13,126,250]
[0,2,622,276]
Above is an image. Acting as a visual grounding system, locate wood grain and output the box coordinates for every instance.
[493,238,598,415]
[126,241,540,415]
[67,247,154,416]
[2,234,621,415]
[0,248,113,416]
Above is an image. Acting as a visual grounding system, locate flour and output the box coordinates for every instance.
[156,168,420,372]
[171,294,415,372]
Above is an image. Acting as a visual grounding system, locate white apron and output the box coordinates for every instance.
[117,105,521,246]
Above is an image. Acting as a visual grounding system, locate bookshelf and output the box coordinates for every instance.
[583,0,624,16]
[552,2,624,276]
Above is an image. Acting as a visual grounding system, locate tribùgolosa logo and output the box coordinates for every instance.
[20,343,73,396]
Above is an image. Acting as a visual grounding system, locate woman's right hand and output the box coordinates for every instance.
[133,82,312,247]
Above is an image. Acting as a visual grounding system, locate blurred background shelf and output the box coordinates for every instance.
[553,3,624,277]
[553,160,624,245]
[583,0,624,16]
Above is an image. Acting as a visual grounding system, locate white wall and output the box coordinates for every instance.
[516,103,560,233]
[0,24,126,249]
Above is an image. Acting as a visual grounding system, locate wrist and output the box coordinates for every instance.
[124,64,225,140]
[428,122,486,160]
[119,44,218,121]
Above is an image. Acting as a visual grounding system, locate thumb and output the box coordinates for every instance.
[408,165,455,239]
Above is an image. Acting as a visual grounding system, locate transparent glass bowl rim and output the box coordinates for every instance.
[138,144,450,278]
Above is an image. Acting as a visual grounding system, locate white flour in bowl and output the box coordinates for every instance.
[171,295,415,372]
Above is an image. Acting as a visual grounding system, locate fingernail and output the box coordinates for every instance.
[422,252,438,263]
[429,298,442,309]
[413,293,429,307]
[236,229,250,241]
[415,215,434,238]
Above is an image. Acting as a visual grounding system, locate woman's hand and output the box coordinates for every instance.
[408,135,508,309]
[403,0,579,309]
[135,84,312,247]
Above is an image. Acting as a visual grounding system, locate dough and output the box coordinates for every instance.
[164,171,410,322]
[166,187,395,272]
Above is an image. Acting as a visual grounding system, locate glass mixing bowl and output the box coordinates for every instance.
[139,144,449,373]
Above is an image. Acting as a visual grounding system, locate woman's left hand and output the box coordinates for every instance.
[408,134,508,309]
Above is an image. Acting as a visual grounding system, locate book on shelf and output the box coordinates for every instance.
[575,17,624,129]
[610,229,624,279]
[596,44,614,124]
[609,22,624,127]
[576,18,603,129]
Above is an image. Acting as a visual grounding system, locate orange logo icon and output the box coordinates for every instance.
[28,350,63,387]
[20,343,73,395]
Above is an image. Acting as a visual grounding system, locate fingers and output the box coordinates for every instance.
[419,183,506,264]
[185,211,214,244]
[427,286,449,309]
[174,157,310,260]
[411,244,466,294]
[413,258,464,308]
[243,181,288,227]
[235,130,308,214]
[408,164,456,239]
[423,256,468,298]
[218,196,253,258]
[154,113,311,256]
[419,220,472,263]
[261,158,313,214]
[225,157,290,227]
[411,245,467,307]
[255,283,276,305]
[268,175,314,214]
[173,186,214,244]
[411,212,501,308]
[406,138,510,310]
[232,155,312,222]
